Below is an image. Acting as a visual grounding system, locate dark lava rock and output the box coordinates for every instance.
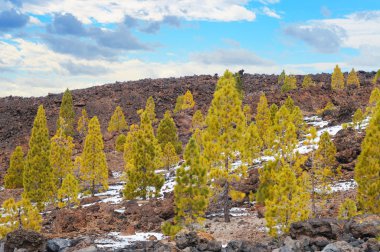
[346,214,380,239]
[46,238,71,252]
[290,218,345,240]
[4,229,46,252]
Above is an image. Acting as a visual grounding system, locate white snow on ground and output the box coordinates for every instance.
[330,179,357,193]
[112,171,123,178]
[95,232,165,249]
[304,116,329,128]
[206,207,251,218]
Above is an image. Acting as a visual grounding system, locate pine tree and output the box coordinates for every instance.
[347,68,360,87]
[264,159,310,237]
[234,71,244,98]
[368,87,380,114]
[57,89,75,136]
[242,122,263,166]
[278,70,286,85]
[123,111,164,200]
[202,70,246,222]
[80,116,108,196]
[284,96,305,135]
[24,105,54,210]
[373,69,380,84]
[191,110,205,132]
[309,131,337,216]
[107,106,128,134]
[281,75,297,93]
[157,110,182,154]
[162,142,180,170]
[255,93,273,149]
[57,173,80,208]
[0,197,42,238]
[4,146,25,189]
[243,105,252,125]
[182,90,196,110]
[331,65,345,90]
[115,134,127,152]
[50,122,74,190]
[174,95,185,113]
[338,199,359,220]
[354,103,380,214]
[145,96,157,123]
[302,75,314,88]
[269,103,278,124]
[352,108,364,130]
[170,138,209,232]
[77,108,89,137]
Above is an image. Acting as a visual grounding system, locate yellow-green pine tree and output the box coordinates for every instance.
[107,106,128,134]
[347,68,360,87]
[284,96,305,135]
[0,197,42,238]
[243,105,252,126]
[162,142,180,170]
[57,89,75,136]
[367,87,380,115]
[352,108,364,130]
[281,75,297,93]
[57,173,80,208]
[242,122,263,166]
[338,199,359,220]
[80,116,108,196]
[24,105,54,210]
[182,90,195,110]
[373,69,380,84]
[172,138,209,232]
[123,111,164,200]
[145,96,157,123]
[191,110,205,132]
[265,159,310,237]
[278,70,286,85]
[115,134,127,152]
[331,65,345,90]
[50,122,74,189]
[302,75,314,88]
[157,110,182,154]
[77,108,89,137]
[311,131,337,216]
[4,146,25,189]
[354,103,380,214]
[255,93,273,149]
[269,103,278,124]
[202,70,246,222]
[174,95,184,113]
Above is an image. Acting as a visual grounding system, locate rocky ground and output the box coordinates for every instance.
[0,72,379,251]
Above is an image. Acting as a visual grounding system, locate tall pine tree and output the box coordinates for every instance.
[77,108,89,137]
[202,70,246,222]
[107,106,128,134]
[157,110,182,154]
[80,116,108,196]
[4,146,25,189]
[24,105,54,210]
[123,111,164,200]
[331,65,345,90]
[347,68,360,87]
[57,89,75,136]
[255,93,273,149]
[354,103,380,214]
[164,138,209,234]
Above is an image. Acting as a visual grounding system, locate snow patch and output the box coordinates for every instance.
[95,232,165,249]
[330,180,357,193]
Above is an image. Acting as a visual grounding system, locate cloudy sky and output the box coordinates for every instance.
[1,0,380,97]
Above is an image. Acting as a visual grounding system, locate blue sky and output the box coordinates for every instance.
[1,0,380,97]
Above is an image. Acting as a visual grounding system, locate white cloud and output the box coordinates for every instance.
[258,0,280,5]
[21,0,256,24]
[262,6,281,19]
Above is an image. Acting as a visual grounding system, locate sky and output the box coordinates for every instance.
[1,0,380,97]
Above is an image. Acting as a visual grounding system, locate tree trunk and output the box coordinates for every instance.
[223,157,230,222]
[91,180,95,197]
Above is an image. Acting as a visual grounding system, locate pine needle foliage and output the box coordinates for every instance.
[4,146,25,189]
[57,89,75,136]
[354,103,380,214]
[80,116,108,196]
[157,110,182,154]
[77,108,89,137]
[346,68,360,87]
[107,106,128,134]
[24,105,54,210]
[331,65,345,90]
[0,197,42,238]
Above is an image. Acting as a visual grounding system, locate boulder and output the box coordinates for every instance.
[46,238,71,252]
[4,229,46,252]
[322,241,359,252]
[225,240,269,252]
[175,232,198,249]
[290,218,345,240]
[346,214,380,239]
